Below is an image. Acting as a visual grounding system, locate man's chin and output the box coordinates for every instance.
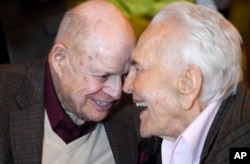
[88,112,109,122]
[140,126,153,138]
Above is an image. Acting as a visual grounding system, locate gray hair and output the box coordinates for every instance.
[151,2,243,104]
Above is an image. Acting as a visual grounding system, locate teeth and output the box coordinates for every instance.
[96,101,110,106]
[136,102,147,107]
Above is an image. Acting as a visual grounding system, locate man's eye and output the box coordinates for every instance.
[122,73,128,81]
[133,66,140,73]
[96,75,108,81]
[101,75,108,79]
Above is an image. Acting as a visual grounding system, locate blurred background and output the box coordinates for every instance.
[0,0,250,84]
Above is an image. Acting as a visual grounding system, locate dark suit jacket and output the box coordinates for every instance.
[200,82,250,163]
[0,58,143,164]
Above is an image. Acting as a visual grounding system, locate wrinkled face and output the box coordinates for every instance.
[123,25,188,139]
[51,43,131,122]
[49,0,136,122]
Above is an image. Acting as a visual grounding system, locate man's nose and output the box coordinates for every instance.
[123,72,134,94]
[103,77,122,100]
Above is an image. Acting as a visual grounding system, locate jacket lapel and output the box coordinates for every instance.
[200,93,236,163]
[103,104,142,164]
[104,119,139,164]
[10,59,46,163]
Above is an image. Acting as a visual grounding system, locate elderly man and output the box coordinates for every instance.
[0,0,142,163]
[123,2,250,164]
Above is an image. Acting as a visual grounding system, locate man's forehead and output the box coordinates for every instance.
[132,35,159,61]
[85,50,130,71]
[132,22,182,60]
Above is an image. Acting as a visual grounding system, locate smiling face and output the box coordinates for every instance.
[50,42,130,122]
[49,0,136,122]
[123,24,202,139]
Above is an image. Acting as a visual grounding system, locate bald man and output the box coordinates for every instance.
[0,0,143,163]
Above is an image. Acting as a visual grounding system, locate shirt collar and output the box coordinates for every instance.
[44,60,68,129]
[182,100,222,163]
[161,100,222,164]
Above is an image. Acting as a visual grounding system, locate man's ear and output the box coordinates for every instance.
[178,66,202,110]
[49,44,67,78]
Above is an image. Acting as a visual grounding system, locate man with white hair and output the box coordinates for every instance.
[123,2,250,163]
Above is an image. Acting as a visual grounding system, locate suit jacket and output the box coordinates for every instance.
[200,82,250,163]
[0,58,143,164]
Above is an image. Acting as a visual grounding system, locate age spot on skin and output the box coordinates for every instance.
[154,99,159,106]
[88,56,93,61]
[80,61,84,66]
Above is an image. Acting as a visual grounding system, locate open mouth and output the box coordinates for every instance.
[96,100,112,107]
[92,99,113,110]
[135,102,147,107]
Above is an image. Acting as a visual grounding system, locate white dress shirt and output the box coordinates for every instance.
[161,100,222,164]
